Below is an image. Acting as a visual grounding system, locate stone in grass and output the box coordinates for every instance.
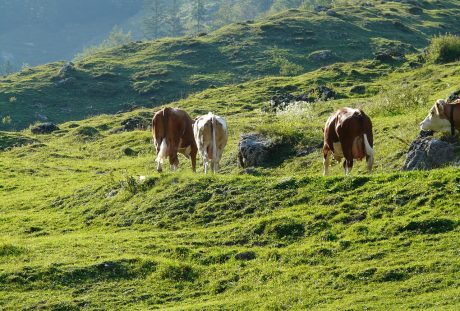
[31,123,60,135]
[402,137,455,171]
[235,251,257,261]
[238,134,275,168]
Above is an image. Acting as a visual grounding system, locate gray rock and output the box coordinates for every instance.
[58,62,74,78]
[31,123,60,135]
[350,85,366,94]
[403,138,455,171]
[238,134,275,168]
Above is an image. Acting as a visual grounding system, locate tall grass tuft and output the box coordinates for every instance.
[426,34,460,64]
[365,84,429,116]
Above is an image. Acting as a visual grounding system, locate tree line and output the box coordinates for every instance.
[141,0,338,39]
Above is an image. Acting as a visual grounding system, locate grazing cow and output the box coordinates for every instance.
[193,112,228,173]
[420,99,460,135]
[323,108,374,176]
[152,107,197,172]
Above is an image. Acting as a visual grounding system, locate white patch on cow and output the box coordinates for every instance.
[332,142,343,161]
[156,139,169,164]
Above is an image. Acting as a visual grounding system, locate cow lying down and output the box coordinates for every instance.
[420,99,460,135]
[193,112,228,173]
[152,107,197,172]
[323,108,374,176]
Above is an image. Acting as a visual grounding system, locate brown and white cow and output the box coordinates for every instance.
[152,107,197,172]
[323,108,374,176]
[193,112,228,174]
[420,99,460,135]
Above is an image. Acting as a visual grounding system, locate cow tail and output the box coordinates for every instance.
[359,112,374,157]
[211,114,217,172]
[156,108,169,164]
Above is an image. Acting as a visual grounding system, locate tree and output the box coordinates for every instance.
[191,0,206,34]
[165,0,184,37]
[0,60,14,75]
[143,0,167,39]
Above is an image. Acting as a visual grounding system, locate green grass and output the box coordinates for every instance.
[2,1,460,309]
[1,56,460,309]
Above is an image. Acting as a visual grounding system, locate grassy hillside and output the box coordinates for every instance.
[1,0,460,130]
[1,52,460,309]
[2,1,460,309]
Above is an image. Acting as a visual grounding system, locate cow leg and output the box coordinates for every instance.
[191,146,198,173]
[323,147,331,176]
[157,162,163,173]
[202,148,209,174]
[169,149,179,172]
[343,155,354,176]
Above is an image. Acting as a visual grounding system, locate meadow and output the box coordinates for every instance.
[1,1,460,310]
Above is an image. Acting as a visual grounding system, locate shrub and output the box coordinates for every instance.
[1,116,12,125]
[426,34,460,63]
[276,57,304,76]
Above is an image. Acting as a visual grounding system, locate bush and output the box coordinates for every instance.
[426,34,460,64]
[276,57,304,76]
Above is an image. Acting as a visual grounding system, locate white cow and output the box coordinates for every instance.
[420,99,460,134]
[193,112,228,173]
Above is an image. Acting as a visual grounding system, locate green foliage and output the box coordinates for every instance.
[426,34,460,64]
[276,57,304,76]
[1,116,12,125]
[366,83,430,116]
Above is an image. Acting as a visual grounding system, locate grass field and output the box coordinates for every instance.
[1,1,460,310]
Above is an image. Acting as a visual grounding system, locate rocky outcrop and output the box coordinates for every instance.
[58,62,74,78]
[264,85,336,112]
[402,136,458,171]
[31,123,60,135]
[238,134,275,168]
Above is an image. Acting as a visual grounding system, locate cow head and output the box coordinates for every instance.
[420,99,451,132]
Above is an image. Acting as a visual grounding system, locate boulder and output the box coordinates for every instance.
[402,137,455,171]
[58,62,74,78]
[350,85,366,94]
[315,85,336,101]
[121,117,143,131]
[31,123,60,135]
[238,134,275,168]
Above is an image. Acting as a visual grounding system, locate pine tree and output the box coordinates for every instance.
[143,0,167,39]
[165,0,183,37]
[191,0,206,34]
